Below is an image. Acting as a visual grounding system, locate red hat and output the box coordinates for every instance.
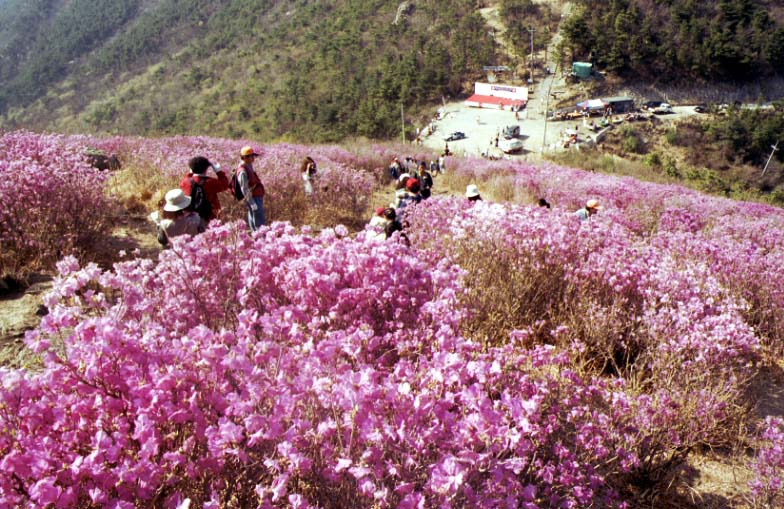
[406,178,420,192]
[375,206,386,216]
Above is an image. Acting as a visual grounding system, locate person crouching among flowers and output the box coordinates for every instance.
[153,189,205,248]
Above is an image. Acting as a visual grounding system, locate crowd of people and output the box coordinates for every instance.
[150,145,602,248]
[150,145,292,247]
[370,156,444,241]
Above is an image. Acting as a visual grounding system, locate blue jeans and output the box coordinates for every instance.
[247,196,265,231]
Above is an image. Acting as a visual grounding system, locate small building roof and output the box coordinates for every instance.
[465,94,526,107]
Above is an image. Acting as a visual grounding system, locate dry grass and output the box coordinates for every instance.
[107,161,179,215]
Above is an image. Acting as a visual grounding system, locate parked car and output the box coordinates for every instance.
[502,125,520,138]
[653,103,673,114]
[694,104,709,113]
[642,101,663,111]
[443,131,466,141]
[499,137,524,154]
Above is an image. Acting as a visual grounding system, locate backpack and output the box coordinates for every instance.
[421,171,433,189]
[230,170,245,201]
[187,176,212,221]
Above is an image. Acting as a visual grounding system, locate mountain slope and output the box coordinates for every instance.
[0,0,496,142]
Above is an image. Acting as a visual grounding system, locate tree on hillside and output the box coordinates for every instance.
[563,0,784,81]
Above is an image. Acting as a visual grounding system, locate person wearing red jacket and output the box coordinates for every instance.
[179,156,230,223]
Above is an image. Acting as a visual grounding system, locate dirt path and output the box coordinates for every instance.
[0,211,161,365]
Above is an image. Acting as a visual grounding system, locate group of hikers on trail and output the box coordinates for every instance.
[366,156,443,241]
[151,145,602,247]
[152,145,271,247]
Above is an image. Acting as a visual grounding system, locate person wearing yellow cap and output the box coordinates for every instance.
[237,146,266,231]
[575,198,603,222]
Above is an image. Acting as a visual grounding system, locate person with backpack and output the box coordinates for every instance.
[235,146,266,231]
[179,156,229,224]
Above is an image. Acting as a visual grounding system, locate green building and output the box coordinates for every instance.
[571,62,593,79]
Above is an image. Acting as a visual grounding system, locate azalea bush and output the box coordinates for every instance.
[3,135,784,507]
[404,198,760,486]
[0,131,391,278]
[751,417,784,507]
[0,131,114,277]
[2,223,646,508]
[443,158,784,359]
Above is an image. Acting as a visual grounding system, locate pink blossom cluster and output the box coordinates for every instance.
[402,194,770,488]
[751,417,784,506]
[447,157,784,357]
[0,131,113,271]
[3,139,784,506]
[3,222,645,508]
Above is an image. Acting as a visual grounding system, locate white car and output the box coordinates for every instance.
[499,137,523,153]
[653,103,673,114]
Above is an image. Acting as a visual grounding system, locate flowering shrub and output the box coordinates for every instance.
[1,131,387,277]
[751,417,784,507]
[0,131,113,275]
[3,136,784,506]
[403,197,762,485]
[442,157,784,359]
[2,223,647,508]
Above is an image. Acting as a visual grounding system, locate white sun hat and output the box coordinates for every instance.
[465,184,481,198]
[163,189,191,212]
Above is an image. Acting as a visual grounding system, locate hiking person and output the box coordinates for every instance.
[389,157,403,180]
[429,159,439,175]
[417,161,433,199]
[369,206,387,228]
[179,156,229,223]
[237,146,266,231]
[466,184,482,202]
[438,154,447,173]
[155,189,205,247]
[391,188,407,209]
[300,156,317,196]
[575,198,602,222]
[383,207,404,239]
[396,172,411,191]
[397,178,422,219]
[368,206,388,240]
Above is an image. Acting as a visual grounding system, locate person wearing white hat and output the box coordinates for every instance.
[466,184,482,202]
[575,198,603,222]
[154,189,205,247]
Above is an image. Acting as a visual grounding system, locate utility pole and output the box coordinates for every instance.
[762,140,780,177]
[528,27,535,83]
[542,65,558,154]
[400,104,405,144]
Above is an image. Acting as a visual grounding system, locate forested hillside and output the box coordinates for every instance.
[561,0,784,81]
[0,0,496,141]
